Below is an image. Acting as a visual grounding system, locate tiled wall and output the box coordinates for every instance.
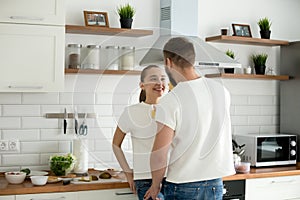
[0,75,279,171]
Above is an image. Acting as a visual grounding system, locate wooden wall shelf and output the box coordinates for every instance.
[205,35,289,46]
[65,25,153,37]
[205,73,290,80]
[65,69,141,75]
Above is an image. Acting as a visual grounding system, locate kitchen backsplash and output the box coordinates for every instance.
[0,75,279,171]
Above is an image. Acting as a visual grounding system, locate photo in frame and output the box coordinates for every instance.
[232,24,252,37]
[84,11,109,27]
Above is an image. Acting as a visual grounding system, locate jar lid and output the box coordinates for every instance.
[86,45,101,49]
[121,46,135,50]
[105,46,119,49]
[67,44,82,48]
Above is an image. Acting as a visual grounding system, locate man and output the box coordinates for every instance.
[144,37,235,200]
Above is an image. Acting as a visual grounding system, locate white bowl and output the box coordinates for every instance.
[5,172,26,184]
[30,175,48,186]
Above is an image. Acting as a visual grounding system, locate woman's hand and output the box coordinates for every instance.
[125,171,136,194]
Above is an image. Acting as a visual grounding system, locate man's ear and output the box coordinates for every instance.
[165,58,172,68]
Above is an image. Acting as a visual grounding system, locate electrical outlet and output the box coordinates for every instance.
[0,140,9,151]
[9,140,19,151]
[0,140,19,152]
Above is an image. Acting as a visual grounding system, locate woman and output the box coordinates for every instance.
[112,65,167,200]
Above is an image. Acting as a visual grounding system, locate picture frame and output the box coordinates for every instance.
[84,11,109,27]
[232,24,252,37]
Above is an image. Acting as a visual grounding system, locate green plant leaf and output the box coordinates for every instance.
[257,17,272,31]
[251,53,268,66]
[117,3,135,19]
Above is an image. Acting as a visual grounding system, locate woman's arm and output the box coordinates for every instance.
[112,126,135,193]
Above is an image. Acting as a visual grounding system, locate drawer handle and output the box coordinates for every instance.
[10,16,44,21]
[271,179,296,184]
[8,85,44,89]
[115,192,134,195]
[30,197,66,200]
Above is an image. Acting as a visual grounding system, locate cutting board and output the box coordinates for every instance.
[71,177,125,184]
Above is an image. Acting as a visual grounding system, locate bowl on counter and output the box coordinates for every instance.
[30,175,48,186]
[235,162,250,173]
[5,171,26,184]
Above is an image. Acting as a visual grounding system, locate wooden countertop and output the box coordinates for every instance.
[1,165,300,196]
[223,164,300,181]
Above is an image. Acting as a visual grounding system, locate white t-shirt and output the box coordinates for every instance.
[118,102,156,180]
[155,77,235,183]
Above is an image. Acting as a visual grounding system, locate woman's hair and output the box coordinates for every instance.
[163,37,195,68]
[139,65,160,102]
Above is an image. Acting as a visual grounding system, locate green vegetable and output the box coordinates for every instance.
[49,154,75,176]
[21,168,31,175]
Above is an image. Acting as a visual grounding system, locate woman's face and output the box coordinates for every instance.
[141,67,167,100]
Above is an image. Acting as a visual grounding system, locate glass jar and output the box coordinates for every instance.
[66,44,82,69]
[119,46,135,70]
[103,46,119,70]
[81,45,101,70]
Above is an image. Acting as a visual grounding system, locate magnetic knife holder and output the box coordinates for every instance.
[45,113,97,119]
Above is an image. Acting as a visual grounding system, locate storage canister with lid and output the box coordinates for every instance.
[66,44,82,69]
[81,45,101,70]
[103,46,119,70]
[119,46,135,70]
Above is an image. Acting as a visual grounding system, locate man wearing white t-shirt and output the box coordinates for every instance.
[144,37,235,200]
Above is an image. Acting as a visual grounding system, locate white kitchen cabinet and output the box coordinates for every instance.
[0,196,15,200]
[0,0,65,25]
[0,23,64,92]
[16,192,77,200]
[78,188,138,200]
[246,175,300,200]
[0,0,65,92]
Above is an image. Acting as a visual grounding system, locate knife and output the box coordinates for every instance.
[64,108,67,134]
[74,108,78,135]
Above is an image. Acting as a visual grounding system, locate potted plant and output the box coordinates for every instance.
[117,3,135,29]
[258,17,272,39]
[251,53,268,75]
[224,49,235,73]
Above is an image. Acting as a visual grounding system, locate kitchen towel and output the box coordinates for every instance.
[73,138,89,174]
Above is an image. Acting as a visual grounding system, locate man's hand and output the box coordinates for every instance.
[143,185,161,200]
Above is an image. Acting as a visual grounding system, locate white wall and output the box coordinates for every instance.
[0,0,300,171]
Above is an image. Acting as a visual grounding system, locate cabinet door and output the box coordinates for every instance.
[0,196,15,200]
[78,188,138,200]
[246,175,300,200]
[0,23,64,92]
[16,192,77,200]
[0,0,65,25]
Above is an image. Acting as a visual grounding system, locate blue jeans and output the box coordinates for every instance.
[163,178,223,200]
[135,179,165,200]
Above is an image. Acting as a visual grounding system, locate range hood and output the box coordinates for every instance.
[139,0,241,69]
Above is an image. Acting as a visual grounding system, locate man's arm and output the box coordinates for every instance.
[144,122,174,200]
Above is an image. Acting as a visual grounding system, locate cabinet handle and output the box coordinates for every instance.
[115,192,134,195]
[30,197,66,200]
[8,85,44,89]
[10,16,44,21]
[271,179,296,184]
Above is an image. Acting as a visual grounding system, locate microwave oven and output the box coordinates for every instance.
[235,133,297,167]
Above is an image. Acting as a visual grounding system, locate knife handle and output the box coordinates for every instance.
[64,119,67,134]
[75,120,78,134]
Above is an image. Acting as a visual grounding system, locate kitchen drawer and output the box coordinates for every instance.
[0,196,15,200]
[0,23,64,92]
[246,175,300,200]
[16,192,77,200]
[78,188,138,200]
[0,0,65,25]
